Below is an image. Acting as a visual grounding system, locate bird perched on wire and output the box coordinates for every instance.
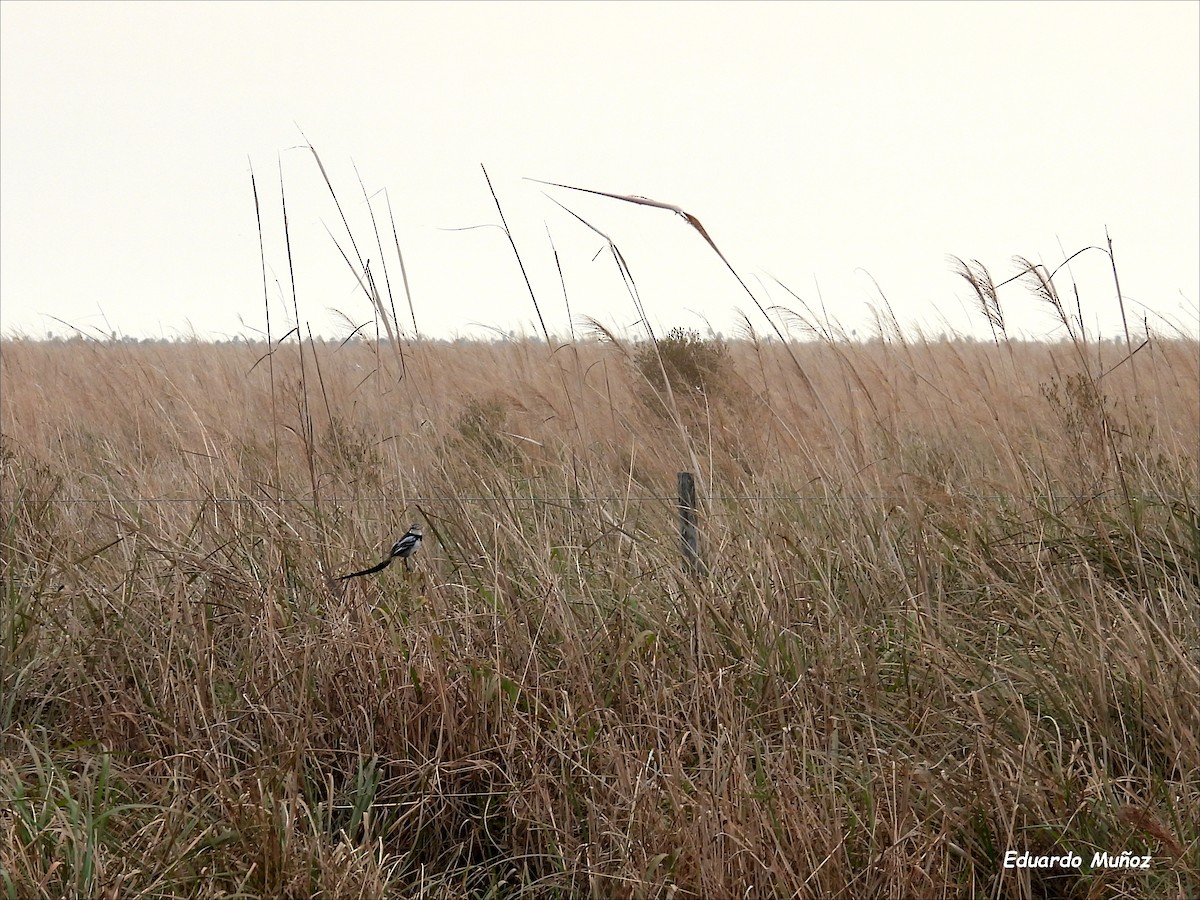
[338,524,423,580]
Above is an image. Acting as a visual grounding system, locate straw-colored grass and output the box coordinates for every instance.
[2,148,1197,897]
[2,322,1196,898]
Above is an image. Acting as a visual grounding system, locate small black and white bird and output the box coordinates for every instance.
[338,524,423,580]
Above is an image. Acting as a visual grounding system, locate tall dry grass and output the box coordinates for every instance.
[2,152,1197,898]
[2,324,1196,898]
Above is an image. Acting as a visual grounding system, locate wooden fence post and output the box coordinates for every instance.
[677,471,704,575]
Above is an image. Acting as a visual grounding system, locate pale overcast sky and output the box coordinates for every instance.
[1,0,1197,341]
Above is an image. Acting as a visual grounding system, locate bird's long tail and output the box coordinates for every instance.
[338,557,393,580]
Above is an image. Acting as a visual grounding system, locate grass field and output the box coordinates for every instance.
[2,314,1197,898]
[2,160,1198,897]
